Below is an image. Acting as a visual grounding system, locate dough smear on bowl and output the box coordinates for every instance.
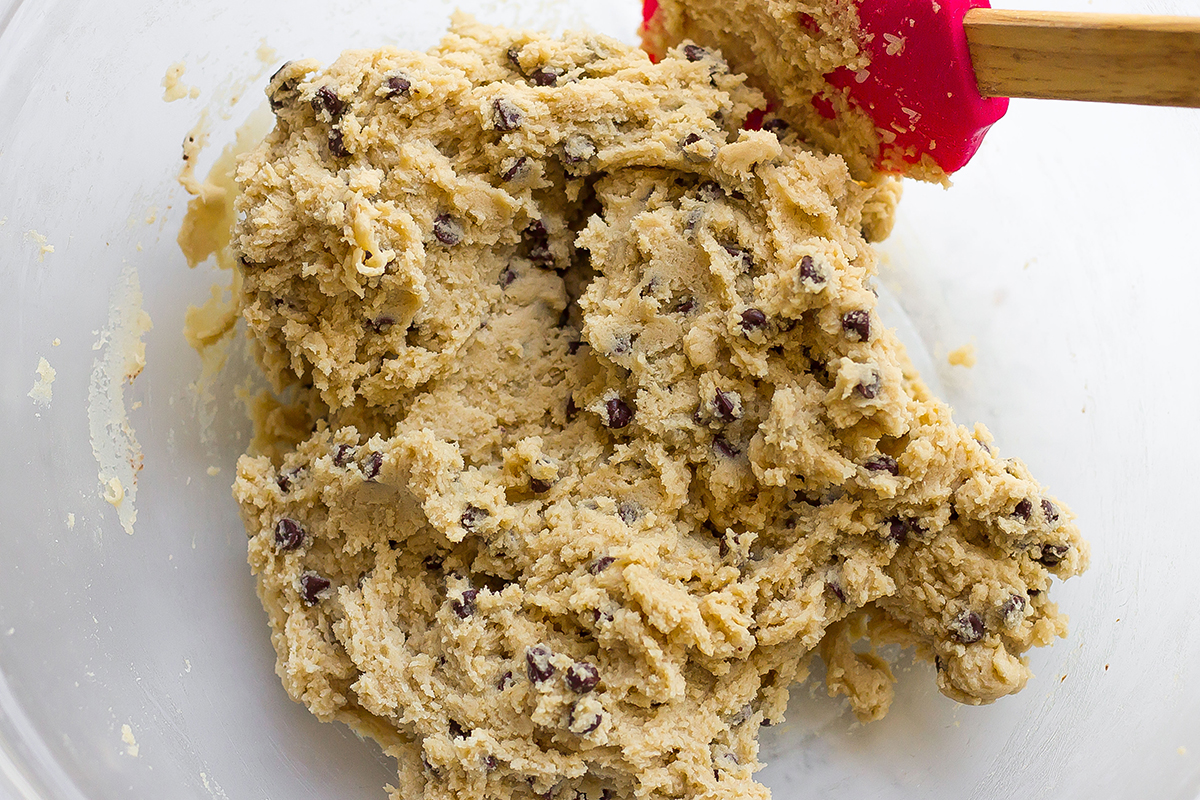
[228,15,1087,800]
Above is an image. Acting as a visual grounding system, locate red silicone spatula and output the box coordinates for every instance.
[643,0,1200,175]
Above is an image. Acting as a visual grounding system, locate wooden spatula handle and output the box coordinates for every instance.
[964,9,1200,107]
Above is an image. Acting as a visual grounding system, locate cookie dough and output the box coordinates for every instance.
[229,16,1086,800]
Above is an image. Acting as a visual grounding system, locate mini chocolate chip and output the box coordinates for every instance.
[565,662,600,693]
[713,390,739,422]
[501,156,529,182]
[1014,498,1033,521]
[483,755,499,771]
[681,132,703,147]
[498,670,515,690]
[723,243,753,269]
[1037,544,1069,566]
[566,396,579,420]
[684,207,704,233]
[604,397,633,429]
[451,588,479,619]
[949,610,985,644]
[361,452,383,480]
[682,44,709,61]
[333,444,356,467]
[799,254,825,285]
[384,74,412,98]
[493,98,524,132]
[999,594,1026,626]
[274,518,305,550]
[617,502,641,524]
[276,469,297,493]
[528,242,553,267]
[300,572,331,605]
[562,134,597,165]
[500,267,517,288]
[368,314,396,333]
[842,310,871,342]
[433,214,463,245]
[529,67,561,86]
[448,719,468,739]
[328,129,349,158]
[461,505,488,530]
[826,581,847,604]
[312,86,345,118]
[762,118,789,134]
[1041,498,1060,523]
[506,46,523,69]
[740,308,767,332]
[569,703,604,734]
[588,556,615,574]
[712,435,739,458]
[855,372,882,400]
[530,477,553,494]
[697,181,724,202]
[882,517,909,544]
[864,455,898,475]
[526,645,556,683]
[1028,588,1042,596]
[673,295,697,314]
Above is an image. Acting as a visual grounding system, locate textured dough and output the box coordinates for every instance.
[230,16,1086,800]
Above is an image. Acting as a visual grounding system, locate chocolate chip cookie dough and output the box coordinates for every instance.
[229,15,1086,800]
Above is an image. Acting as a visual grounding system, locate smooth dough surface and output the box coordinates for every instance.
[230,16,1087,800]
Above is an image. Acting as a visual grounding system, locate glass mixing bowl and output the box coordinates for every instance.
[1,0,1198,797]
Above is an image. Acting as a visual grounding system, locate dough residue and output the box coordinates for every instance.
[28,356,56,406]
[87,265,152,536]
[948,343,977,368]
[26,229,54,261]
[120,723,140,757]
[163,61,202,102]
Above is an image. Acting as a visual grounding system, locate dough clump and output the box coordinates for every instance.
[230,16,1086,800]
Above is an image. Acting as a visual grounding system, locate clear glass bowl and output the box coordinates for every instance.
[1,0,1198,797]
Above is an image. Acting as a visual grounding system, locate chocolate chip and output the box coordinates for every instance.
[681,132,703,147]
[762,118,789,134]
[312,86,345,118]
[617,502,641,525]
[855,372,882,399]
[999,594,1026,626]
[384,74,412,98]
[448,719,468,739]
[799,254,825,285]
[497,670,515,690]
[864,455,898,475]
[529,67,562,86]
[684,208,705,233]
[1037,544,1069,566]
[740,308,767,332]
[673,296,697,314]
[713,390,739,422]
[826,581,847,604]
[493,98,524,132]
[526,645,556,683]
[501,155,530,182]
[569,703,604,734]
[368,315,396,334]
[1013,498,1033,521]
[361,451,383,480]
[697,181,724,202]
[882,517,909,544]
[328,129,349,158]
[333,444,356,467]
[604,397,633,429]
[565,662,600,693]
[682,44,709,61]
[712,435,739,458]
[274,518,305,550]
[588,556,615,574]
[483,755,499,771]
[566,396,579,420]
[506,46,523,69]
[562,134,597,165]
[1041,499,1060,523]
[499,267,517,288]
[451,588,479,619]
[276,469,298,493]
[461,505,488,530]
[949,610,984,644]
[842,310,871,342]
[300,572,331,605]
[433,214,463,245]
[530,477,553,494]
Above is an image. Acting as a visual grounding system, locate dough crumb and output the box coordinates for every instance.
[52,338,61,347]
[120,723,139,757]
[25,229,54,261]
[28,357,56,406]
[162,61,201,102]
[947,343,976,368]
[67,513,76,529]
[206,466,221,476]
